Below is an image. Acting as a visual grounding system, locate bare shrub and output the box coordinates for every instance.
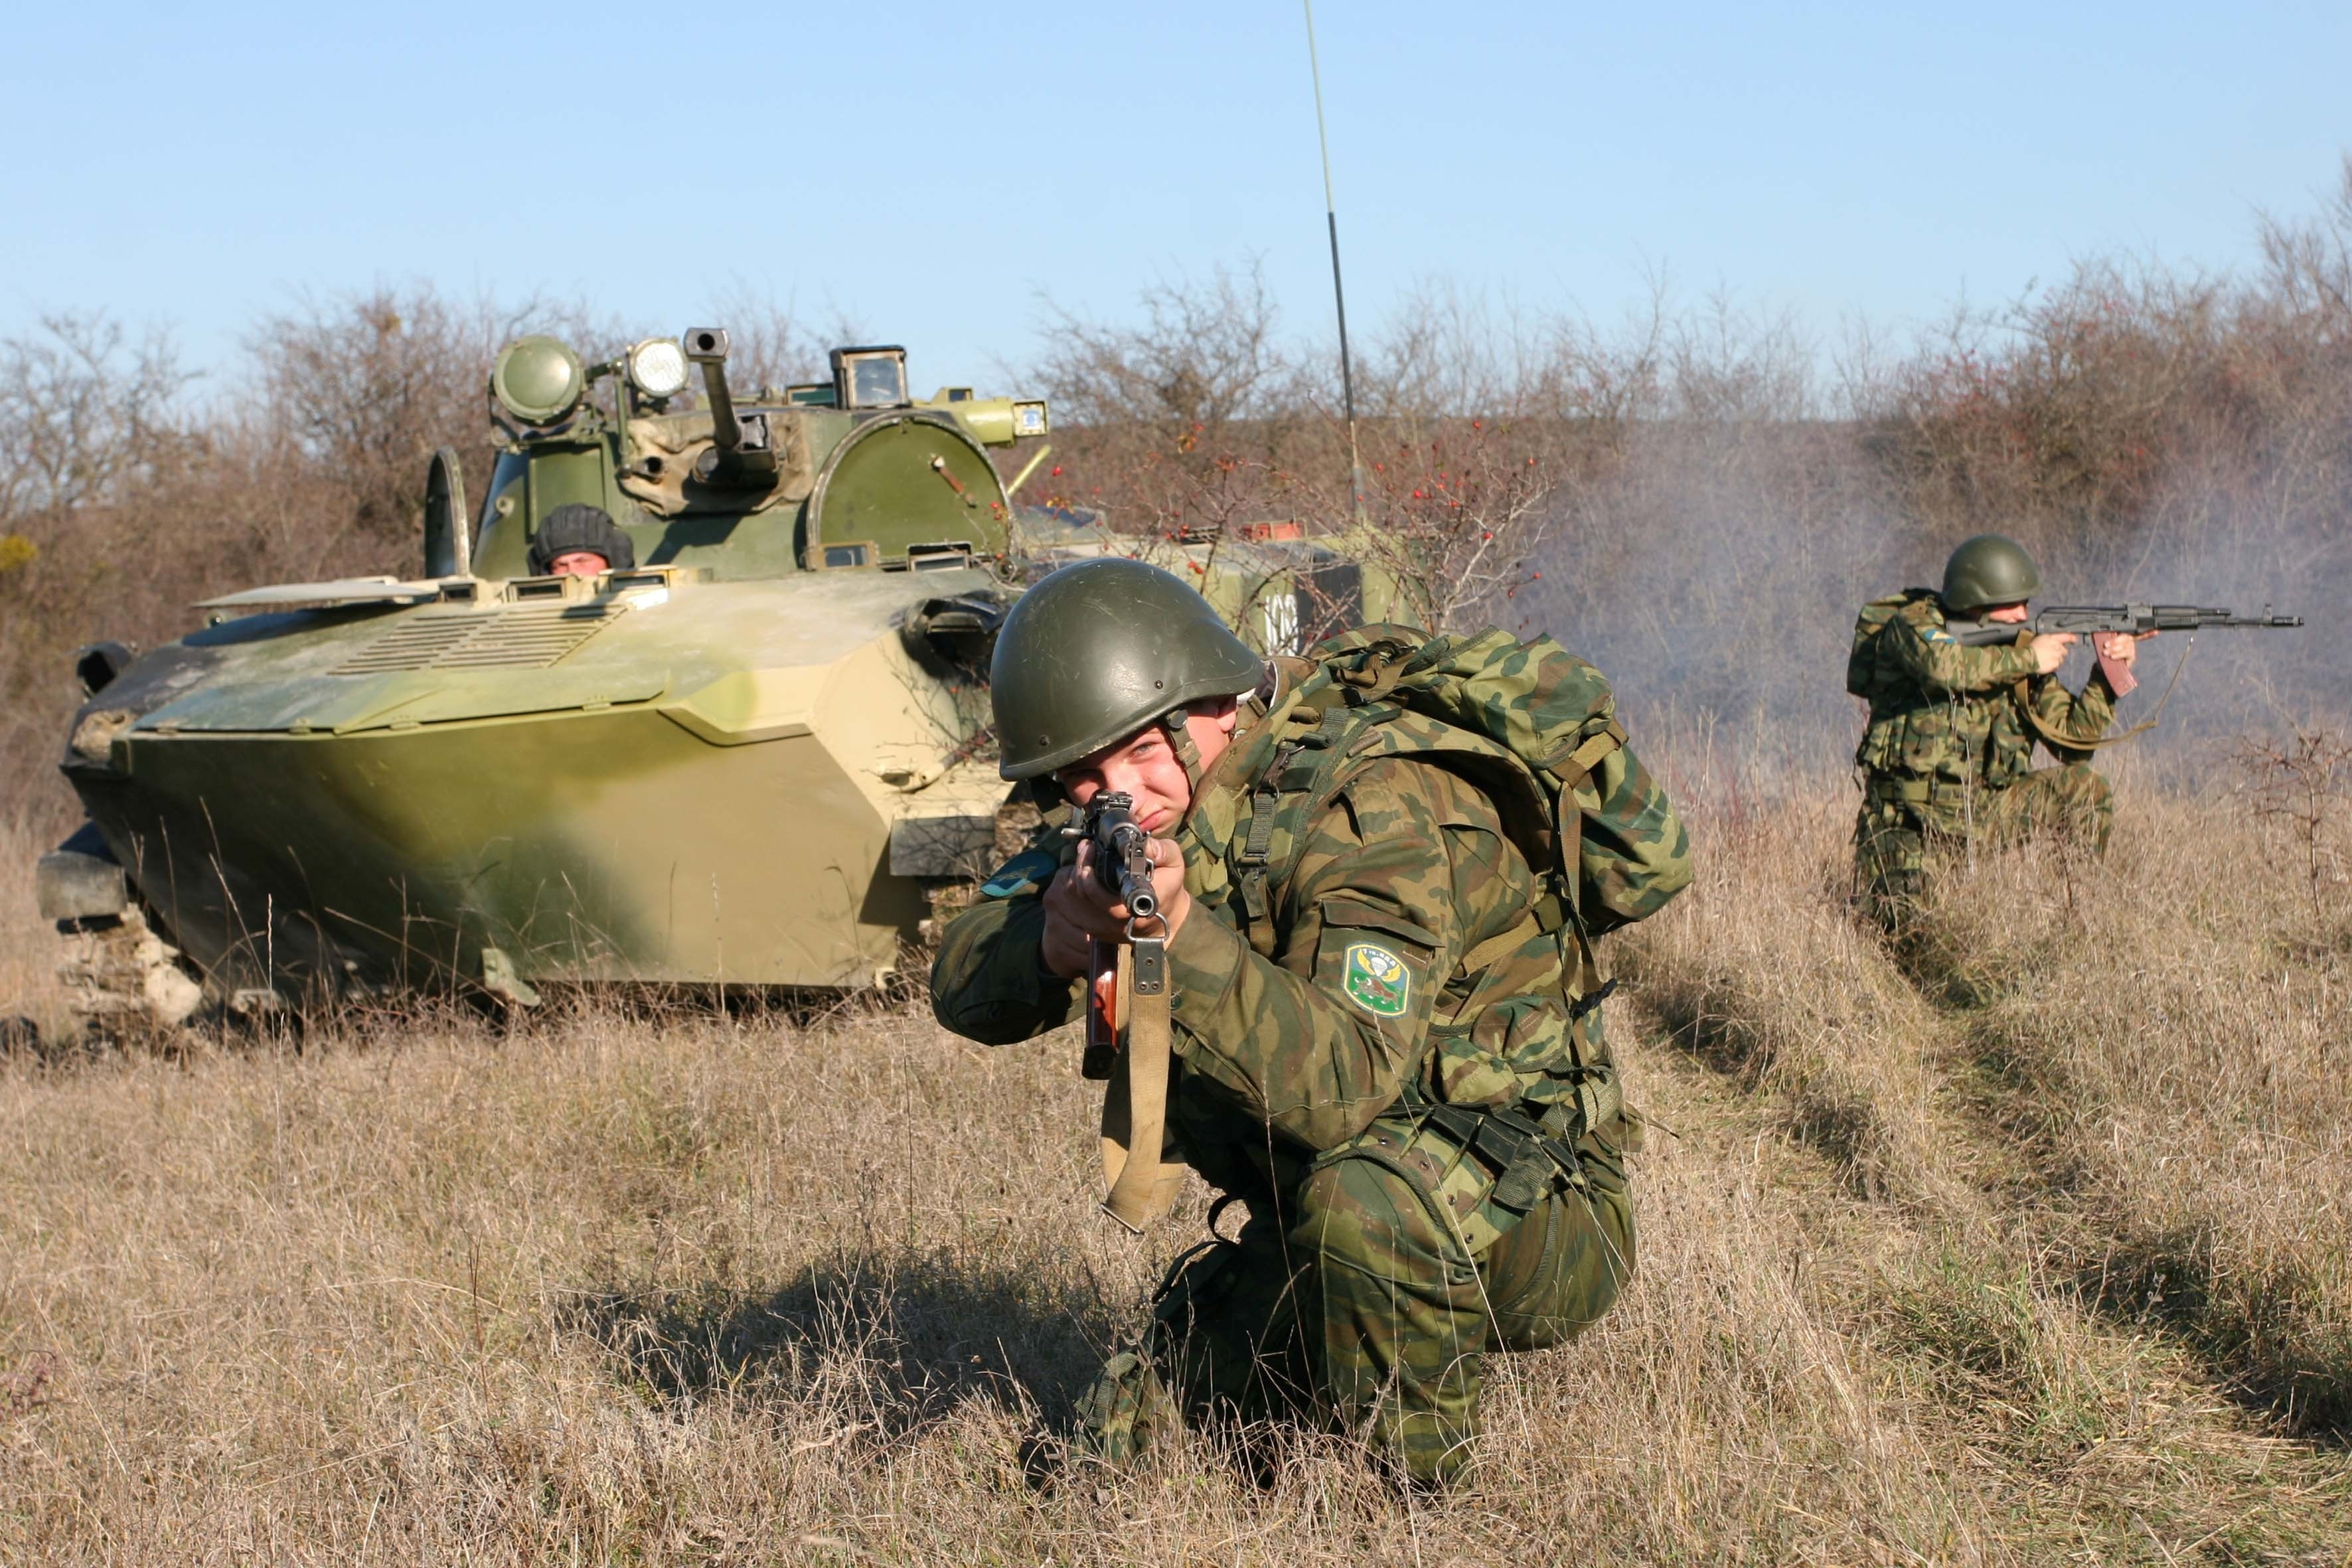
[1296,416,1570,633]
[247,285,600,542]
[1031,272,1610,635]
[2233,724,2352,921]
[1031,260,1304,436]
[1023,262,1344,554]
[0,312,198,524]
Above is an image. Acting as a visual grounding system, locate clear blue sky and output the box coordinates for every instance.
[9,1,2346,392]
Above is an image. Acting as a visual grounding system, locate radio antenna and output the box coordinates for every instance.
[1302,0,1362,520]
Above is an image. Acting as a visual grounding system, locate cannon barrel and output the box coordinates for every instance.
[682,327,778,482]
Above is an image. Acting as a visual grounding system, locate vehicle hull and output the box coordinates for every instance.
[58,567,1008,1000]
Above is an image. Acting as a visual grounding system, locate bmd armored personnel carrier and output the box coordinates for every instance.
[35,328,1381,1029]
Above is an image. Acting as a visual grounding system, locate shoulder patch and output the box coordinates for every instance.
[1342,941,1411,1018]
[980,847,1058,899]
[1922,625,1956,645]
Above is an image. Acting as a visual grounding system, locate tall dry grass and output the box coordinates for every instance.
[0,815,65,1038]
[1897,780,2352,1431]
[1619,764,2352,1443]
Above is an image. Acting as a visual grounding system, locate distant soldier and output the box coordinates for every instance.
[526,503,636,578]
[931,559,1689,1486]
[1848,533,2147,925]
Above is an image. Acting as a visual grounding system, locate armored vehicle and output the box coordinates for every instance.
[35,329,1380,1028]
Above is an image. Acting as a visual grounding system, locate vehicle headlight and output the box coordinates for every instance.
[627,338,690,400]
[489,335,585,424]
[1013,400,1049,437]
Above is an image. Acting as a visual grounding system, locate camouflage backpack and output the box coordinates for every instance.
[1222,623,1635,1133]
[1847,588,1940,699]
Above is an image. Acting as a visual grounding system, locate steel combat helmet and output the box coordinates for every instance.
[1940,534,2041,615]
[990,558,1267,781]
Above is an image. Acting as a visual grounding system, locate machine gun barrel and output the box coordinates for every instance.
[1950,603,2303,646]
[680,327,779,483]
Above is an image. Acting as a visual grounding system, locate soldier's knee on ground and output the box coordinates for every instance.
[1853,808,1929,929]
[1480,1140,1636,1354]
[1148,1223,1316,1423]
[1293,1150,1487,1485]
[1067,1228,1298,1473]
[1065,1349,1180,1471]
[2063,762,2116,853]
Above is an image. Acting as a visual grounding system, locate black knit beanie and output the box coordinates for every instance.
[527,503,637,574]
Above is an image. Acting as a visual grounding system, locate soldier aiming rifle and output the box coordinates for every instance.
[931,558,1690,1486]
[1848,533,2301,927]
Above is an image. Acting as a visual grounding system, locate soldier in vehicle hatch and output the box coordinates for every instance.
[929,558,1689,1487]
[526,503,636,578]
[1847,532,2149,927]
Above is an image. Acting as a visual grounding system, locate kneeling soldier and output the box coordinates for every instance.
[1849,533,2148,927]
[931,559,1690,1485]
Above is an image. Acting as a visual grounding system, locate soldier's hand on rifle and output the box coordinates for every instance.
[2031,632,2078,674]
[1040,838,1192,979]
[2091,629,2154,668]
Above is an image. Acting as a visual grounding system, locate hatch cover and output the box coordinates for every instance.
[335,601,621,674]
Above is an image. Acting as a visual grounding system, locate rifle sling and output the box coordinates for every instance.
[1100,940,1184,1233]
[2011,633,2195,754]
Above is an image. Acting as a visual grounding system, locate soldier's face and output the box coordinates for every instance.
[546,550,609,578]
[1056,701,1241,835]
[1985,601,2030,623]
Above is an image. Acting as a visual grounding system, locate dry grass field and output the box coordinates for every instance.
[1,774,2347,1565]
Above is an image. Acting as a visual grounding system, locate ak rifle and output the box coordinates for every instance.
[1948,602,2302,737]
[1066,791,1167,1079]
[1948,604,2302,647]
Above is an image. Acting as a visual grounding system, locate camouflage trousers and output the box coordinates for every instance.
[1853,761,2115,929]
[1069,1107,1634,1486]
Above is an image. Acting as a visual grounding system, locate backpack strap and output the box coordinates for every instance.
[1545,717,1626,790]
[1230,700,1357,956]
[1452,911,1544,988]
[1528,714,1625,977]
[1326,628,1425,707]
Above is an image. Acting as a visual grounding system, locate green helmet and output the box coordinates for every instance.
[1940,533,2041,615]
[990,558,1266,781]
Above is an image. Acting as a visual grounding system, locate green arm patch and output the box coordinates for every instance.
[1342,941,1413,1018]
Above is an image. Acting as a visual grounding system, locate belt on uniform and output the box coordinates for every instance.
[1865,775,1972,808]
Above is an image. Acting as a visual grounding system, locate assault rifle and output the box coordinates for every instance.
[1947,603,2302,714]
[1065,791,1167,1079]
[1063,791,1184,1232]
[1948,604,2302,647]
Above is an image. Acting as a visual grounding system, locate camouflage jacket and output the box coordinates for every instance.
[931,658,1690,1206]
[1850,590,2118,807]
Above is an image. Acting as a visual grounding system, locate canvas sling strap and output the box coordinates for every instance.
[2001,632,2195,753]
[1099,931,1186,1233]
